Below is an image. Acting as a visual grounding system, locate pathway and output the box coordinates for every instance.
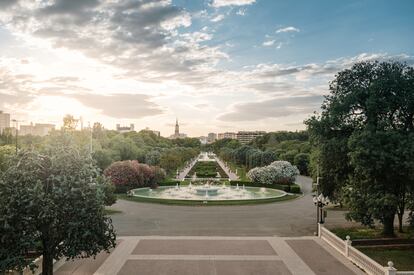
[54,236,364,275]
[214,156,239,180]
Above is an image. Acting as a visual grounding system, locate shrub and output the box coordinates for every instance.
[289,184,301,193]
[247,160,299,185]
[104,160,166,192]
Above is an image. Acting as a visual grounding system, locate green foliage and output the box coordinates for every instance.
[188,161,228,178]
[0,134,116,274]
[209,132,310,176]
[289,184,301,193]
[294,153,310,175]
[306,60,414,236]
[0,145,15,171]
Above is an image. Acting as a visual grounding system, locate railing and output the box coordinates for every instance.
[348,245,386,275]
[319,224,414,275]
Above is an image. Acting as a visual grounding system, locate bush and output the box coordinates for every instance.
[229,181,290,192]
[247,160,299,185]
[104,160,166,193]
[289,184,301,193]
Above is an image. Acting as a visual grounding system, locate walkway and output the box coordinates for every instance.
[109,176,355,236]
[54,236,364,275]
[214,156,239,180]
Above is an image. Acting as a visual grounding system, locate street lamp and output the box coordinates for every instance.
[313,193,330,224]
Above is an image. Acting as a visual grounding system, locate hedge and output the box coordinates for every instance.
[229,181,301,193]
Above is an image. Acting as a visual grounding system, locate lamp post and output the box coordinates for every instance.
[313,193,330,224]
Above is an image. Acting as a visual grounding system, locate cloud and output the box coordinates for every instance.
[71,93,164,119]
[211,14,225,22]
[217,95,323,121]
[236,8,247,16]
[262,40,275,47]
[211,0,256,8]
[276,26,300,33]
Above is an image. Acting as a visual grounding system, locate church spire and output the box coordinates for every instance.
[175,118,179,136]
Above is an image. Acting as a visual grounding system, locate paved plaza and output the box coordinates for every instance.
[54,236,364,275]
[109,176,355,236]
[54,175,363,274]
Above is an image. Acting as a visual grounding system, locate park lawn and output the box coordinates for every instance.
[117,193,298,206]
[357,247,414,271]
[331,226,414,240]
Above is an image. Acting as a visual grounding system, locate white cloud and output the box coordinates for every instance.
[276,26,300,33]
[262,40,275,47]
[236,8,246,16]
[211,14,225,22]
[211,0,256,8]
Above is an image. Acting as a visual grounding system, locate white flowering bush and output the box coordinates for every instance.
[247,161,299,185]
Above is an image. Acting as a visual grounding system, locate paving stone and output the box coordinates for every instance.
[132,239,276,255]
[117,260,291,275]
[286,239,356,275]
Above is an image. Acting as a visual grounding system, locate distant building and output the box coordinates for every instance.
[20,123,55,136]
[143,127,160,137]
[217,132,237,140]
[0,111,10,134]
[236,131,266,144]
[207,133,217,143]
[116,123,135,133]
[169,119,187,139]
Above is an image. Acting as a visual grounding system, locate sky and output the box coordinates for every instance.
[0,0,413,137]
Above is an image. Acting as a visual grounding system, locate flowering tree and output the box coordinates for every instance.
[104,160,166,191]
[247,161,299,185]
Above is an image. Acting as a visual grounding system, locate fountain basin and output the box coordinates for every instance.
[130,185,287,202]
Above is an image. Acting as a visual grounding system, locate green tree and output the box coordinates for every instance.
[294,153,310,175]
[306,60,414,236]
[0,145,15,171]
[62,114,78,131]
[0,135,116,275]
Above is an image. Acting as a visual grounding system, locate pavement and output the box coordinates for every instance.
[108,175,356,236]
[54,236,364,275]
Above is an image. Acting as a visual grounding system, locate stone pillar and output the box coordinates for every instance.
[345,235,352,257]
[385,261,397,275]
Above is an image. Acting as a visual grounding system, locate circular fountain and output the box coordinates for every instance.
[130,181,288,203]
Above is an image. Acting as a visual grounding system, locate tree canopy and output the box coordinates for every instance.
[306,60,414,236]
[0,134,116,275]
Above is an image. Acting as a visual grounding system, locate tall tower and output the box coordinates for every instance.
[174,118,179,136]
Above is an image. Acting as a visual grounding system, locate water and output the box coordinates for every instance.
[131,184,286,201]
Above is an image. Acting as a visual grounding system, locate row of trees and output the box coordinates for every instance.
[207,132,311,175]
[306,61,414,236]
[0,123,200,176]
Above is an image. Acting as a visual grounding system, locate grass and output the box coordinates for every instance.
[117,193,298,206]
[330,226,414,240]
[104,208,122,215]
[357,247,414,271]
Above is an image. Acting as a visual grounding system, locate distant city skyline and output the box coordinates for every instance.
[0,0,413,136]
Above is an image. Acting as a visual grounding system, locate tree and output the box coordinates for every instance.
[0,145,15,171]
[145,150,161,166]
[294,153,310,175]
[62,114,78,131]
[306,61,414,236]
[0,136,116,275]
[247,161,299,185]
